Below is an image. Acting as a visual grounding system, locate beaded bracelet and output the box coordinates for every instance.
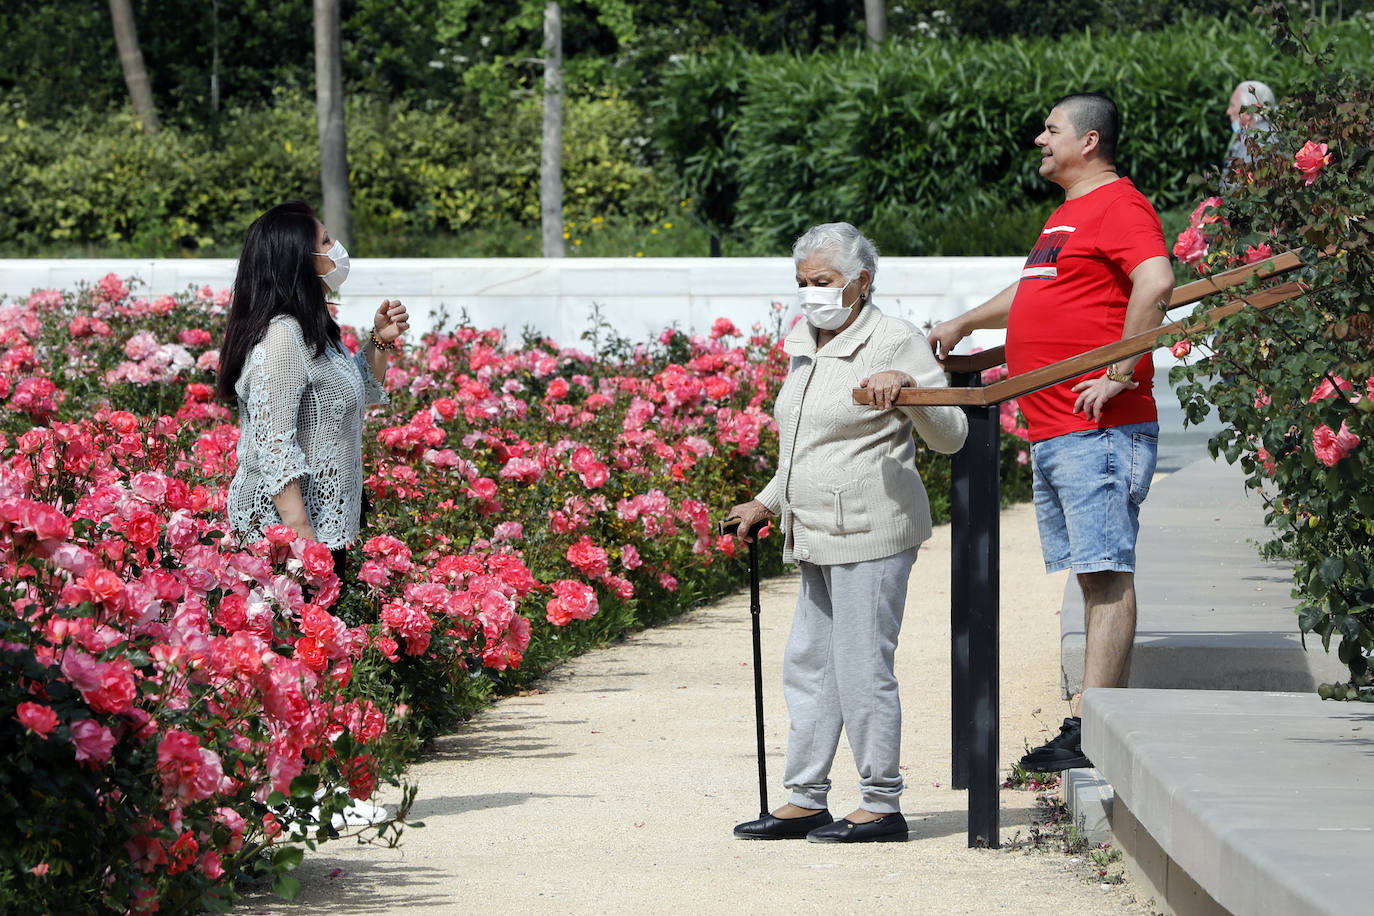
[370,328,399,351]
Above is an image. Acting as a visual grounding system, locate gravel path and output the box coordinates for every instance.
[238,502,1160,915]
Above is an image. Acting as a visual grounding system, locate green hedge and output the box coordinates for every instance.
[0,90,664,257]
[656,14,1374,254]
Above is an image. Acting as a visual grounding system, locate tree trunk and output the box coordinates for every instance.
[864,0,887,50]
[313,0,354,248]
[210,0,221,114]
[107,0,158,133]
[541,2,565,258]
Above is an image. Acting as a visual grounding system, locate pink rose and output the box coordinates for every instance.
[1170,339,1192,358]
[492,521,524,542]
[570,446,610,489]
[71,719,117,766]
[264,524,297,546]
[1313,420,1360,467]
[300,541,335,580]
[1188,196,1224,229]
[1172,227,1208,265]
[566,536,610,579]
[1313,420,1357,469]
[545,579,598,626]
[621,543,642,570]
[0,498,72,553]
[1309,376,1354,402]
[215,807,247,853]
[84,657,137,715]
[81,567,125,606]
[129,471,168,505]
[157,729,225,804]
[710,317,741,340]
[16,701,59,737]
[1243,243,1273,264]
[546,377,571,400]
[199,850,225,881]
[1294,140,1331,185]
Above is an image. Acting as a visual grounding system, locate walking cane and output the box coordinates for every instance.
[721,515,770,819]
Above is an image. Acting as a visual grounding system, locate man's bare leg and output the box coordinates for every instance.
[1066,570,1137,717]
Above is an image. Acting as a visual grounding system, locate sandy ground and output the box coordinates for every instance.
[237,503,1160,915]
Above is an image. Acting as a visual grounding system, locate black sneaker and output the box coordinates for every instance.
[1018,717,1080,769]
[1022,743,1092,771]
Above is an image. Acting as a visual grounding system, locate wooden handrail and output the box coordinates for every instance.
[857,279,1313,407]
[935,250,1304,378]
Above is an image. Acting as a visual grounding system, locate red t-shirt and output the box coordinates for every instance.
[1005,177,1167,441]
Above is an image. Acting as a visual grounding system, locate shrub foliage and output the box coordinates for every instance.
[1170,6,1374,688]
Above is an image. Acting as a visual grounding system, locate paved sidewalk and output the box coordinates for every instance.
[238,503,1158,915]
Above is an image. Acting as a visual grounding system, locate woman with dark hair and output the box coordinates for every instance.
[219,200,407,577]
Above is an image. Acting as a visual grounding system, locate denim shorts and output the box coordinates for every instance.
[1030,422,1159,574]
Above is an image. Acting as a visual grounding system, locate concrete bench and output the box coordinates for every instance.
[1082,688,1374,916]
[1059,456,1346,698]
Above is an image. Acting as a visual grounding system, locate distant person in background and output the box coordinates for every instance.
[1224,79,1276,179]
[218,200,408,580]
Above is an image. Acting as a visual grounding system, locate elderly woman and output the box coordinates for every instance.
[217,200,408,579]
[728,222,967,843]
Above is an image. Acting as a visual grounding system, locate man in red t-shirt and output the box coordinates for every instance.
[929,92,1174,772]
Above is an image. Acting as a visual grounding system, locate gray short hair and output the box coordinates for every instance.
[792,222,879,289]
[1233,80,1276,108]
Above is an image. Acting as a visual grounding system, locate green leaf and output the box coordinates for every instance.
[273,874,303,901]
[273,845,305,870]
[1318,556,1346,586]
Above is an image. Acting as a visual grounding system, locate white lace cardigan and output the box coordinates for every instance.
[227,315,387,549]
[753,303,968,566]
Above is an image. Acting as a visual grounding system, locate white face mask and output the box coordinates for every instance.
[316,239,350,291]
[797,279,855,330]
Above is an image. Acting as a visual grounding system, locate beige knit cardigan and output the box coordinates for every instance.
[754,303,968,566]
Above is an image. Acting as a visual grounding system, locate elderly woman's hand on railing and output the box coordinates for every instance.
[860,370,917,410]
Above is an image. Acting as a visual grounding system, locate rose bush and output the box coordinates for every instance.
[1171,4,1374,692]
[0,273,1031,909]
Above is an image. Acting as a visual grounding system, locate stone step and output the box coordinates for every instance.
[1082,688,1374,916]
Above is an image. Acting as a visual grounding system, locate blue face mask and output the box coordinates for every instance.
[1231,120,1243,135]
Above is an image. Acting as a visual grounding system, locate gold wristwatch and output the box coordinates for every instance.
[1104,366,1133,383]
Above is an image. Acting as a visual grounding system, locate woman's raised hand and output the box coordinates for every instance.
[374,299,410,346]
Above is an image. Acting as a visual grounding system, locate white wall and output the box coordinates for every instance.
[0,256,1028,354]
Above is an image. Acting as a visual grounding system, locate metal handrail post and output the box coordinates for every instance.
[952,382,1001,848]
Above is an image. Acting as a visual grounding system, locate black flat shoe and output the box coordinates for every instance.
[806,812,909,843]
[733,809,833,840]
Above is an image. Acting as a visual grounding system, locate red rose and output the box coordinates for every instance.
[545,579,598,626]
[123,512,161,550]
[1294,140,1331,185]
[294,636,329,671]
[16,701,59,737]
[82,568,125,606]
[301,541,335,580]
[264,524,297,546]
[84,657,137,715]
[566,536,610,579]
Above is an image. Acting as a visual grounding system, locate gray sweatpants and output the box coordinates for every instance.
[782,547,916,815]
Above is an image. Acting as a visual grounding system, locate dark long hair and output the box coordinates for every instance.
[216,200,342,402]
